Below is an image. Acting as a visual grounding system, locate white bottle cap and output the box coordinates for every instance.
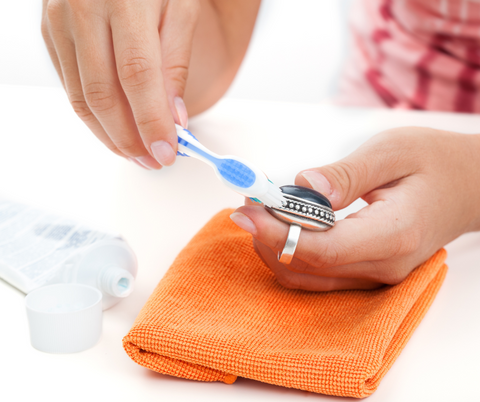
[25,284,102,353]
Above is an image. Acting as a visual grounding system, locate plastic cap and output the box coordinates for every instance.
[25,284,102,353]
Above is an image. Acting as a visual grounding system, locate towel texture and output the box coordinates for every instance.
[123,209,448,398]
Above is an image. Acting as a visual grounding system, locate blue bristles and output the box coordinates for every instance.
[217,159,256,188]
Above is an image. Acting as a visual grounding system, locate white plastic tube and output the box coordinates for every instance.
[0,198,137,310]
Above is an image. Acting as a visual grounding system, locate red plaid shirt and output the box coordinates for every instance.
[336,0,480,112]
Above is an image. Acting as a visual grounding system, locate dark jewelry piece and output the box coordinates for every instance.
[266,185,335,264]
[266,185,335,232]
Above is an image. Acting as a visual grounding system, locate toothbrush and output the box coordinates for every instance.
[175,124,286,208]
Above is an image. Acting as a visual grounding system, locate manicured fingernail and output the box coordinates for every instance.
[230,212,257,235]
[151,141,176,166]
[301,171,332,196]
[135,155,161,170]
[174,97,188,129]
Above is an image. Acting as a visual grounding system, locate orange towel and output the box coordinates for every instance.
[123,209,448,398]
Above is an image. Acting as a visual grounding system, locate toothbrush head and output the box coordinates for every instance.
[175,125,287,208]
[214,158,286,208]
[217,159,256,188]
[258,180,287,208]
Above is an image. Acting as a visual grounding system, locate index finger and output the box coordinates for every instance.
[111,7,177,166]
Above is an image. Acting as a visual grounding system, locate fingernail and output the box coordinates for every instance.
[135,155,161,170]
[230,212,257,236]
[151,141,176,166]
[301,171,332,196]
[174,97,188,129]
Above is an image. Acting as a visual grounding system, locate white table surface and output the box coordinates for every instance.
[1,85,479,401]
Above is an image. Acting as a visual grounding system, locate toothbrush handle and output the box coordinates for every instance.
[175,124,221,168]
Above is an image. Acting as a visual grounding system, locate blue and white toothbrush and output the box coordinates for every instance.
[176,124,286,208]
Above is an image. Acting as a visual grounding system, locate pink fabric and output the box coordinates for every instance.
[336,0,480,112]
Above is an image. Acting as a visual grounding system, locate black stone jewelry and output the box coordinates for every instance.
[266,185,335,232]
[265,185,335,264]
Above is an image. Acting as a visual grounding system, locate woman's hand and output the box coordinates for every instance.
[41,0,260,170]
[230,127,480,291]
[41,0,198,169]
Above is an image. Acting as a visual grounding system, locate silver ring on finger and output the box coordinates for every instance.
[278,224,302,265]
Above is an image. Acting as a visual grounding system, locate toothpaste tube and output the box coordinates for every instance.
[0,198,137,310]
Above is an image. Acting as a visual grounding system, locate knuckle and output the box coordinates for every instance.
[119,51,155,89]
[135,115,163,132]
[370,128,423,169]
[164,65,188,90]
[66,0,88,11]
[110,7,132,23]
[113,137,141,155]
[311,242,343,269]
[46,0,63,21]
[396,232,421,256]
[83,82,117,114]
[69,96,95,121]
[182,0,201,19]
[66,0,108,24]
[166,0,200,22]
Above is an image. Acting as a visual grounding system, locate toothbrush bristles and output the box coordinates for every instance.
[257,182,287,209]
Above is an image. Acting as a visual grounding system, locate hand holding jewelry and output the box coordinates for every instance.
[230,127,480,291]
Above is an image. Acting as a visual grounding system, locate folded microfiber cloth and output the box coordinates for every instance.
[123,209,448,398]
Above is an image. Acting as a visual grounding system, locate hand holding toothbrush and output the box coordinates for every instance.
[41,0,260,169]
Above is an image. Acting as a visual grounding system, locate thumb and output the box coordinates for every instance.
[294,137,418,210]
[160,0,200,129]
